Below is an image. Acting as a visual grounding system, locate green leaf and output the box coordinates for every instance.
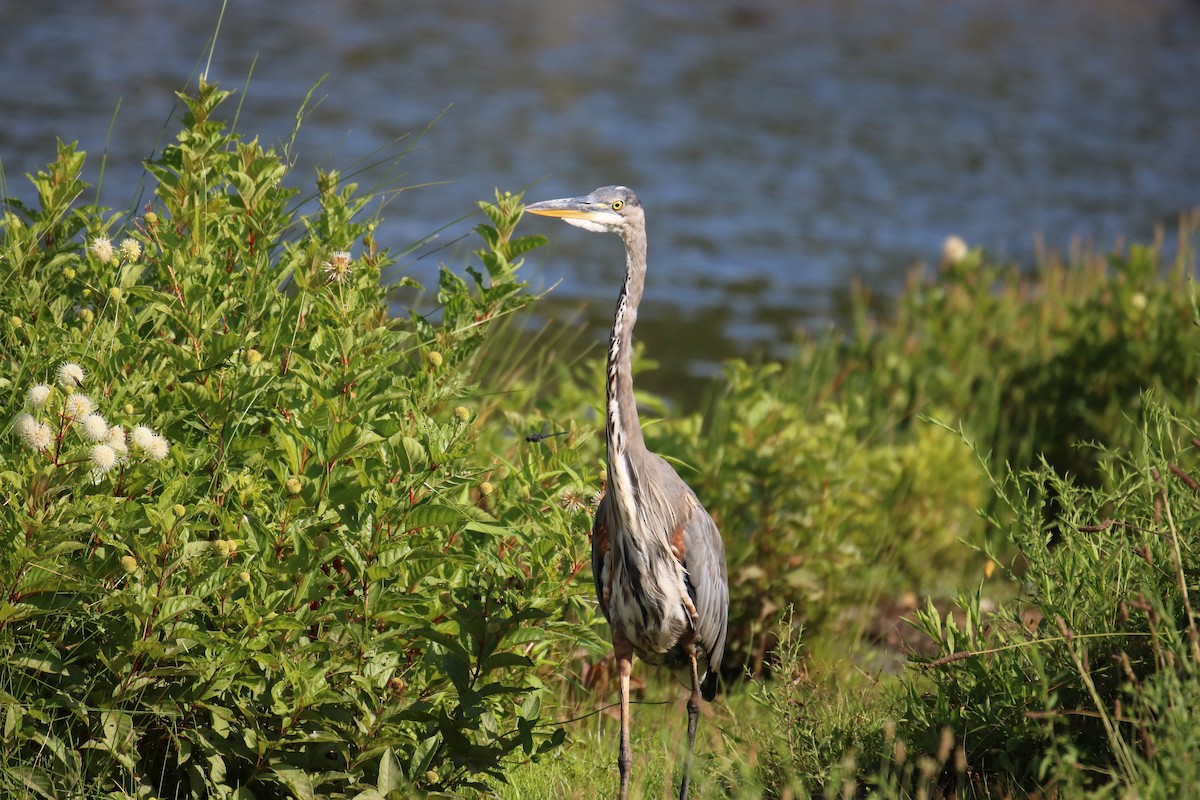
[481,652,534,671]
[271,764,315,800]
[156,594,205,624]
[10,765,56,799]
[0,602,33,625]
[377,746,402,793]
[8,656,67,676]
[401,436,427,473]
[415,628,471,663]
[328,422,384,463]
[404,503,462,531]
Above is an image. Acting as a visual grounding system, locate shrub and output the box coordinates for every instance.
[646,228,1200,680]
[820,234,1200,486]
[656,361,986,679]
[0,81,591,798]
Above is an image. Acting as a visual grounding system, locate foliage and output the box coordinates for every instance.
[605,227,1200,680]
[6,69,1200,800]
[495,218,1200,798]
[0,80,594,798]
[888,402,1200,797]
[819,236,1200,485]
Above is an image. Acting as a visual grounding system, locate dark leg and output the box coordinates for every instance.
[679,652,702,800]
[616,638,634,800]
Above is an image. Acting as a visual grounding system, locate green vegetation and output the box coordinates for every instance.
[0,81,597,798]
[3,78,1200,798]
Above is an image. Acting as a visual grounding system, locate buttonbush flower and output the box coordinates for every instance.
[559,489,587,512]
[90,444,117,473]
[145,435,171,462]
[14,412,36,439]
[130,424,171,462]
[106,425,128,459]
[322,251,353,284]
[942,235,968,265]
[16,414,53,451]
[30,422,53,450]
[63,393,93,419]
[80,413,108,442]
[106,424,127,448]
[212,539,236,558]
[57,362,85,388]
[27,384,51,411]
[131,425,158,450]
[89,235,115,264]
[119,238,141,262]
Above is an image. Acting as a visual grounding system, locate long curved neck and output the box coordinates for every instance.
[606,225,648,466]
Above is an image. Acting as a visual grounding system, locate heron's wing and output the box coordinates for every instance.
[673,485,729,688]
[591,492,612,622]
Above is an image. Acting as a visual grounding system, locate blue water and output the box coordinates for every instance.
[2,0,1199,383]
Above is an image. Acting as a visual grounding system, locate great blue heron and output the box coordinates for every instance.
[526,186,729,800]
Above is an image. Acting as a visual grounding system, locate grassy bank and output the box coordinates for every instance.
[3,80,1200,798]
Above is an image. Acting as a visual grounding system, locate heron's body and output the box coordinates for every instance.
[526,186,729,800]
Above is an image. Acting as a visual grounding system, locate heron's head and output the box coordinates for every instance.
[524,186,643,236]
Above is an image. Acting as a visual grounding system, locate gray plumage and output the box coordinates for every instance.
[526,186,729,800]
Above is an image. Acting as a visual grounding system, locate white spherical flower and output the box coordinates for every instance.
[90,444,117,473]
[57,362,85,388]
[14,413,37,447]
[15,412,36,435]
[131,425,158,450]
[27,384,52,411]
[106,424,128,452]
[942,235,969,265]
[89,235,115,264]
[63,393,93,419]
[29,421,53,450]
[80,413,109,442]
[144,435,171,462]
[119,238,141,263]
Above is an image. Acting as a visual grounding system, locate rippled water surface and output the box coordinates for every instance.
[3,0,1198,392]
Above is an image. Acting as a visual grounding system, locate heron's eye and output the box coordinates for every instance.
[611,200,624,211]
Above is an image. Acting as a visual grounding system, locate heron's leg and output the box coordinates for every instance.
[615,637,634,800]
[678,652,702,800]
